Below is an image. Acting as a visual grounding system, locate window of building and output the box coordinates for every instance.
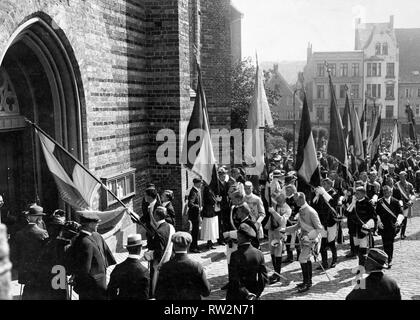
[378,63,382,76]
[316,107,324,121]
[416,105,420,116]
[366,84,372,97]
[375,43,381,55]
[367,63,372,77]
[382,43,388,55]
[418,88,420,97]
[406,88,410,98]
[101,168,136,207]
[351,84,359,98]
[317,64,325,77]
[330,64,336,76]
[339,85,347,98]
[385,105,393,119]
[352,63,359,77]
[317,85,324,99]
[367,63,381,77]
[386,84,394,99]
[386,63,395,78]
[340,63,348,77]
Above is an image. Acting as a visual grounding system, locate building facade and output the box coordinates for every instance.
[304,48,364,128]
[0,0,239,250]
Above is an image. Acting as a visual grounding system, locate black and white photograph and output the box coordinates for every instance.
[1,0,420,309]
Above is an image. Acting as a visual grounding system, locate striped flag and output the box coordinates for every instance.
[296,93,320,187]
[390,120,401,154]
[351,100,365,164]
[326,69,348,167]
[342,92,354,152]
[36,128,102,211]
[360,99,368,157]
[369,110,382,167]
[181,63,217,185]
[244,56,274,176]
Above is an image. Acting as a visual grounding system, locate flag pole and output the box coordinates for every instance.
[24,118,151,231]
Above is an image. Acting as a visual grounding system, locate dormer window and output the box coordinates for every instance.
[375,43,381,55]
[382,43,388,55]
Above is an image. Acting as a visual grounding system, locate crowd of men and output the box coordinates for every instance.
[2,142,417,300]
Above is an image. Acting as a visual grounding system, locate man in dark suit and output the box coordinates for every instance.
[13,204,49,299]
[376,186,404,268]
[107,234,149,300]
[188,178,203,253]
[346,248,401,300]
[226,223,268,300]
[141,185,161,246]
[216,166,236,245]
[155,232,211,300]
[68,211,116,300]
[145,206,173,297]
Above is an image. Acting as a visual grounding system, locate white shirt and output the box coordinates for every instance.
[385,197,391,204]
[148,199,157,214]
[156,219,166,227]
[128,254,141,260]
[80,230,92,236]
[174,250,188,254]
[162,201,170,207]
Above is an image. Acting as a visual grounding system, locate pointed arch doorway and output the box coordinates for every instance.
[0,15,85,216]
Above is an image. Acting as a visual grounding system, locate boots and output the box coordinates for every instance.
[284,247,293,263]
[358,247,367,267]
[296,263,308,288]
[269,255,280,284]
[270,257,282,284]
[346,236,356,258]
[298,262,312,293]
[330,241,337,268]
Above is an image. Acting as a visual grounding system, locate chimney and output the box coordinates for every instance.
[355,17,361,28]
[307,42,312,63]
[273,64,279,74]
[390,15,394,28]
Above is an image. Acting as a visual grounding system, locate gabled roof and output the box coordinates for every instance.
[355,22,394,50]
[396,28,420,83]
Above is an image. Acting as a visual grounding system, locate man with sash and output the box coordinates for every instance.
[345,186,377,267]
[285,192,324,293]
[395,171,415,239]
[366,170,381,203]
[311,178,339,269]
[376,185,404,268]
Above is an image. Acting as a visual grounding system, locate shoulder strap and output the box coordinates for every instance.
[378,200,397,220]
[396,182,409,201]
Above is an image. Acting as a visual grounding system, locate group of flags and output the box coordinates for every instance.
[28,56,419,229]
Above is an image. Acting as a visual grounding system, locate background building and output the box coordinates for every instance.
[0,0,240,250]
[304,48,364,129]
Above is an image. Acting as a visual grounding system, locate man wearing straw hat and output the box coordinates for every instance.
[107,234,150,300]
[155,232,211,300]
[14,204,49,299]
[346,248,401,300]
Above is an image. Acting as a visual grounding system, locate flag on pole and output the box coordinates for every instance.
[181,63,217,185]
[342,91,354,152]
[369,109,382,167]
[360,99,368,157]
[390,120,401,154]
[36,129,102,211]
[296,93,320,187]
[326,66,348,167]
[351,100,365,164]
[244,55,274,176]
[406,103,417,143]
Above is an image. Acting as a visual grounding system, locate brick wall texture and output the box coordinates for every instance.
[0,0,234,238]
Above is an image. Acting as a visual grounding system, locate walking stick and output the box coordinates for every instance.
[311,247,332,282]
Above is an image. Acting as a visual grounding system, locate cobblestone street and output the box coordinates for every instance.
[9,201,420,300]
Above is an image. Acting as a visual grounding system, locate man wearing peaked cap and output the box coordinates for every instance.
[155,231,211,300]
[67,210,116,300]
[107,234,150,300]
[226,222,268,300]
[188,177,203,253]
[346,248,401,300]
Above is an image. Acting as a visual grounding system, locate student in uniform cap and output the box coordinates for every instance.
[161,190,175,225]
[226,222,268,300]
[216,166,236,245]
[67,210,116,300]
[155,232,211,300]
[141,183,161,246]
[346,248,401,300]
[107,234,150,300]
[265,169,284,206]
[14,204,49,299]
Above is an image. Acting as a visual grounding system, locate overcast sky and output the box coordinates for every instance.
[232,0,420,62]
